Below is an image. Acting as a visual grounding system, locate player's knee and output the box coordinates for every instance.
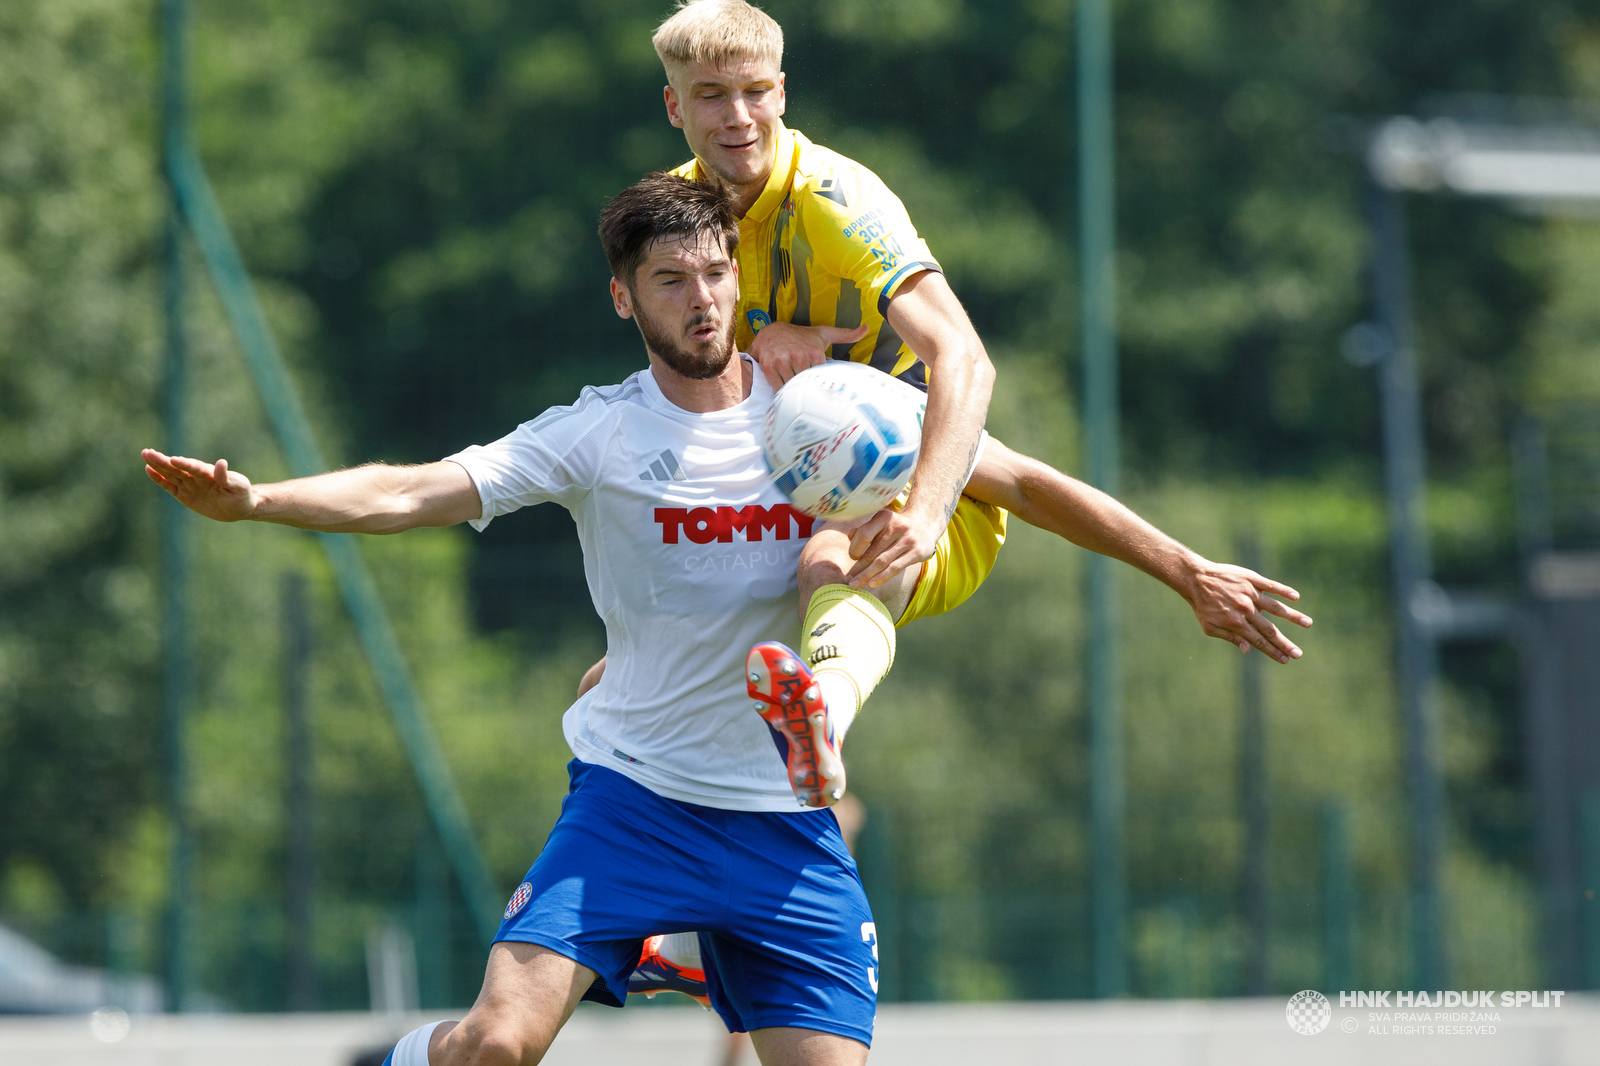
[799,543,845,583]
[476,1028,536,1066]
[440,1019,543,1066]
[798,532,851,592]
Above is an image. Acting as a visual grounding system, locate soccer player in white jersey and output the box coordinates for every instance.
[142,176,885,1064]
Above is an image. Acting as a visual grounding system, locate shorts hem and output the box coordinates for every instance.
[735,1011,874,1048]
[492,931,628,1008]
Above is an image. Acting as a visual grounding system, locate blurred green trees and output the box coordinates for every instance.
[0,0,164,919]
[1,0,1597,1005]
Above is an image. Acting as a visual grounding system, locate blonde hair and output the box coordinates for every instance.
[652,0,783,83]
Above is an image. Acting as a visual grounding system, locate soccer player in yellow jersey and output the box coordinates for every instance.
[596,0,1312,808]
[617,0,1313,1017]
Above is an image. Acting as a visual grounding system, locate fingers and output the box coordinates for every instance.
[1232,610,1301,664]
[1221,619,1282,663]
[771,347,826,384]
[1239,570,1312,628]
[850,541,918,590]
[142,448,184,479]
[844,512,925,590]
[156,452,220,481]
[760,360,785,391]
[1250,613,1303,662]
[144,465,180,496]
[846,511,891,561]
[751,323,840,387]
[1202,602,1303,664]
[760,351,801,386]
[1195,564,1312,659]
[846,534,892,588]
[815,323,869,346]
[1247,571,1301,602]
[1259,596,1314,629]
[776,356,809,385]
[142,449,210,492]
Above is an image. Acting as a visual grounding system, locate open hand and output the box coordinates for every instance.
[1188,561,1312,664]
[142,449,256,522]
[749,322,869,390]
[844,503,943,591]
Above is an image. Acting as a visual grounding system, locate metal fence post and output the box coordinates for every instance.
[1581,789,1600,989]
[282,572,316,1010]
[1238,537,1270,995]
[159,0,194,1014]
[1077,0,1126,1000]
[1321,801,1354,994]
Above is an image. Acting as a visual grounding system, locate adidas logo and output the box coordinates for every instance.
[638,449,687,482]
[810,622,835,637]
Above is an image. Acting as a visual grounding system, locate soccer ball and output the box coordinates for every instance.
[761,361,924,520]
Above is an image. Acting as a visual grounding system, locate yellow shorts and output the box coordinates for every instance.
[898,495,1008,627]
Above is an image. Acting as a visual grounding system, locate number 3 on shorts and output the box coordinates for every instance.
[861,922,879,993]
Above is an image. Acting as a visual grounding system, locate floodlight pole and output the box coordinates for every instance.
[159,0,194,1014]
[1360,106,1600,993]
[1367,181,1445,990]
[1077,0,1127,998]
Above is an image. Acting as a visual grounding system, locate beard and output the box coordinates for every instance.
[634,303,735,381]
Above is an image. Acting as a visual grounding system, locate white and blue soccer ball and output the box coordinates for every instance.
[761,361,924,520]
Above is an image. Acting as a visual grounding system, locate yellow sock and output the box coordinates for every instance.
[800,584,896,742]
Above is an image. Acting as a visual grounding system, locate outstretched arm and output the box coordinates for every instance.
[141,449,481,534]
[965,441,1313,663]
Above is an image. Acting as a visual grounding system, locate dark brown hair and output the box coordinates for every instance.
[598,173,741,288]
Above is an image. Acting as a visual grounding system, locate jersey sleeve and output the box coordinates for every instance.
[802,165,942,317]
[446,389,614,531]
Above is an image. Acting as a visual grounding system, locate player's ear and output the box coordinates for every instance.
[776,72,786,118]
[610,277,635,319]
[664,84,684,129]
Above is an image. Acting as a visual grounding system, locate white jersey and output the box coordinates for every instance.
[448,357,810,812]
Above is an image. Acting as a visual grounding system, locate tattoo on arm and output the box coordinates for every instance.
[940,437,983,526]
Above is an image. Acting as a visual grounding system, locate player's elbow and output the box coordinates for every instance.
[935,326,993,389]
[967,440,1038,516]
[970,344,996,395]
[929,335,993,400]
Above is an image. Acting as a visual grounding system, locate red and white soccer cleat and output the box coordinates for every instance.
[746,641,846,808]
[628,934,709,1006]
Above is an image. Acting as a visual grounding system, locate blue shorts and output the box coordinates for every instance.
[496,760,878,1045]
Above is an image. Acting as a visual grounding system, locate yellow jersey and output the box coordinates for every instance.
[672,125,941,390]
